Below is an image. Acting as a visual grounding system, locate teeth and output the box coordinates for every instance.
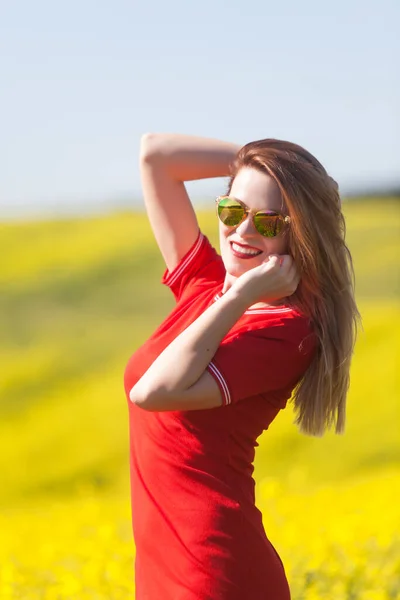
[231,242,261,256]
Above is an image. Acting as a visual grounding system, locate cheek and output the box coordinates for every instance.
[219,227,237,267]
[263,236,288,255]
[219,224,231,249]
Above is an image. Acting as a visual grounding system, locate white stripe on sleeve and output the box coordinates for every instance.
[207,361,231,406]
[166,232,204,287]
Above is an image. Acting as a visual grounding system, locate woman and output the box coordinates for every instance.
[123,134,359,599]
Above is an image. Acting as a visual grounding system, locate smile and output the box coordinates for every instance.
[230,242,263,258]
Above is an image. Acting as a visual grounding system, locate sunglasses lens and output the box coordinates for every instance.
[217,197,244,227]
[254,213,283,237]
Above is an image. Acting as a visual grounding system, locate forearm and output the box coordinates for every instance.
[130,287,249,401]
[140,133,240,182]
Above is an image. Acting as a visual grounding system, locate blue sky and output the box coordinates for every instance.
[1,0,399,218]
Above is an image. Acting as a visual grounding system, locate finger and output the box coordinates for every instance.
[267,254,280,268]
[287,262,299,285]
[286,258,296,276]
[290,269,301,291]
[279,255,293,272]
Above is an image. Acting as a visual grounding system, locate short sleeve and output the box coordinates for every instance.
[161,230,225,302]
[206,322,316,407]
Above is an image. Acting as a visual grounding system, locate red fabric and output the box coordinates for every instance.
[123,230,316,599]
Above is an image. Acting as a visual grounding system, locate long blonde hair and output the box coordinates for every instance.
[228,139,361,437]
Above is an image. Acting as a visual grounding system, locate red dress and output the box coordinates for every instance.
[123,230,316,600]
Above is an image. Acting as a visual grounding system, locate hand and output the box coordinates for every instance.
[231,255,300,306]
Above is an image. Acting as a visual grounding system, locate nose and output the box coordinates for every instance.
[235,213,258,237]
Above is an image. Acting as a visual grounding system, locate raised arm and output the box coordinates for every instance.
[140,133,240,273]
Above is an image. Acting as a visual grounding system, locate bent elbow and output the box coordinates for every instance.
[140,133,164,164]
[129,385,159,411]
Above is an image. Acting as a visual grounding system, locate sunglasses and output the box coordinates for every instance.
[215,196,291,238]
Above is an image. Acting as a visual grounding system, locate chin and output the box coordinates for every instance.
[224,257,255,277]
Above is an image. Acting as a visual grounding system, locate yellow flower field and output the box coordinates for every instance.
[1,466,399,599]
[0,198,399,598]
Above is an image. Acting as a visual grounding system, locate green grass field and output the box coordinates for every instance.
[0,198,399,599]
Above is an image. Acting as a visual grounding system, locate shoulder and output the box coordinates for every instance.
[235,306,317,358]
[161,231,225,303]
[207,305,316,405]
[237,303,313,332]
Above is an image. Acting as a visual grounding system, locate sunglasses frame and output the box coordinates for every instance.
[215,195,291,237]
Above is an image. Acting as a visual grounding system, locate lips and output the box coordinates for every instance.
[230,241,262,252]
[230,241,263,259]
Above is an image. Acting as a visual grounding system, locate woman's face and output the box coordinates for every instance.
[219,167,290,280]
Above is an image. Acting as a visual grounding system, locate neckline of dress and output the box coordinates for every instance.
[213,292,294,314]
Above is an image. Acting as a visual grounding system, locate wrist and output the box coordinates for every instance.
[222,285,254,311]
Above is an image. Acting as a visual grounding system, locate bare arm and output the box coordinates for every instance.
[140,133,240,273]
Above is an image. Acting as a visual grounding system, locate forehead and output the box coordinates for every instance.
[230,167,284,211]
